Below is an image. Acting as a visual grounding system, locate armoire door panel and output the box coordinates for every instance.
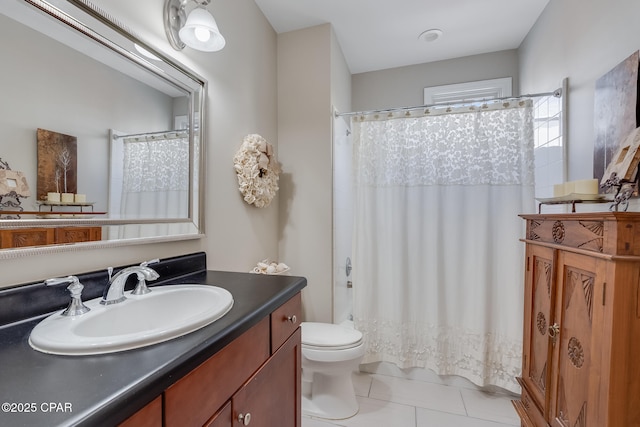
[523,245,555,413]
[549,252,602,427]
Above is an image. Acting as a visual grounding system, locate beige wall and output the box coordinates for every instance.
[277,24,333,322]
[519,0,640,182]
[276,24,351,323]
[0,0,279,288]
[351,50,520,111]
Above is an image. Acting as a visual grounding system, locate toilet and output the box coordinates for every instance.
[301,321,365,419]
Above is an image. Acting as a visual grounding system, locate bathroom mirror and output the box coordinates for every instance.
[0,0,206,256]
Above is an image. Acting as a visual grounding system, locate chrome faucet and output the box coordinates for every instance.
[45,276,91,316]
[101,264,159,305]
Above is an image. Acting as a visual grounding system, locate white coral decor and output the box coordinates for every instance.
[233,134,281,208]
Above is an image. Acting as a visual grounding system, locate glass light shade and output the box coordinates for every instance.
[178,8,226,52]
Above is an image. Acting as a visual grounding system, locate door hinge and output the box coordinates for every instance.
[602,282,606,306]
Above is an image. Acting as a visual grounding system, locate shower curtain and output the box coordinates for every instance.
[351,100,535,393]
[120,135,190,219]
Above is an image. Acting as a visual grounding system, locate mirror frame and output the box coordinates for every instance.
[0,0,207,259]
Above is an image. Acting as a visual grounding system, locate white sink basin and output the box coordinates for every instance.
[29,284,233,356]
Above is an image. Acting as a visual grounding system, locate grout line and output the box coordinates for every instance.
[458,388,469,416]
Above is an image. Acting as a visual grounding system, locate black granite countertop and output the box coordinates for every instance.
[0,254,306,427]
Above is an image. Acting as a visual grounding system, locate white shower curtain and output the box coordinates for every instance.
[120,136,190,220]
[351,100,535,393]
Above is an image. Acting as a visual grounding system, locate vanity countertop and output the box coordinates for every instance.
[0,269,306,427]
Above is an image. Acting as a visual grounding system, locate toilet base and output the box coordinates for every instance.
[302,372,359,420]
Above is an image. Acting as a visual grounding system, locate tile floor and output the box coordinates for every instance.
[302,372,521,427]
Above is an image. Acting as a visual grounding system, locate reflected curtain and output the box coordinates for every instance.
[351,100,535,393]
[120,135,189,223]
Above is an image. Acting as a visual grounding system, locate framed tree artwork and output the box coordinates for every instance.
[36,128,77,201]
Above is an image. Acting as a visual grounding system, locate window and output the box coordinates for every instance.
[423,77,512,104]
[423,78,565,203]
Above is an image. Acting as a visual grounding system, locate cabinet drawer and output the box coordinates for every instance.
[118,396,161,427]
[165,317,270,427]
[0,228,54,248]
[55,226,102,243]
[271,293,302,353]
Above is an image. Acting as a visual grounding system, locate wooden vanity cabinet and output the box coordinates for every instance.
[204,402,232,427]
[231,328,301,427]
[0,228,54,248]
[0,226,101,248]
[119,396,162,427]
[123,292,302,427]
[54,226,102,244]
[514,213,640,427]
[165,317,271,426]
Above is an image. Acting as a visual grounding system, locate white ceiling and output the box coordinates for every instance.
[253,0,550,74]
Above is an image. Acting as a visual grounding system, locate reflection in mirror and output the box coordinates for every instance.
[0,0,206,255]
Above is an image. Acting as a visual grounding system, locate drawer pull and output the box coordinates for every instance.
[287,315,297,324]
[238,412,252,425]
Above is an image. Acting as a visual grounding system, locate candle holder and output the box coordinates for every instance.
[601,172,637,211]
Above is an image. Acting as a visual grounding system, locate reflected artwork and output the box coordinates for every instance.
[36,128,77,200]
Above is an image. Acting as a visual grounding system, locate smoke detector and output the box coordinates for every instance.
[418,29,443,43]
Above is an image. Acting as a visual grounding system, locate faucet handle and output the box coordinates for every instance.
[140,258,159,267]
[131,273,152,296]
[131,262,160,296]
[45,276,91,317]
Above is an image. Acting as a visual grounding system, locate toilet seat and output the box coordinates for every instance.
[302,322,363,350]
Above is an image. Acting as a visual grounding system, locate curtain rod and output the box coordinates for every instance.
[112,129,189,140]
[335,88,562,118]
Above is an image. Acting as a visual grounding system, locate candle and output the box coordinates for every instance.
[553,184,566,197]
[61,193,74,203]
[47,192,61,202]
[573,179,599,195]
[563,181,575,195]
[74,194,86,203]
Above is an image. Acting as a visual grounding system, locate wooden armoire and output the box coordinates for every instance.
[513,212,640,427]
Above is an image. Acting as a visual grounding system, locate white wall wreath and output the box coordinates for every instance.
[233,134,281,208]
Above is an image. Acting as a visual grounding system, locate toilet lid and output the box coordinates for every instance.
[301,322,363,348]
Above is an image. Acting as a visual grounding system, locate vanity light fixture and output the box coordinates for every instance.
[164,0,226,52]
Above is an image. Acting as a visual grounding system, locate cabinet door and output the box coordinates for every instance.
[521,244,555,415]
[548,251,605,427]
[232,328,301,427]
[204,402,232,427]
